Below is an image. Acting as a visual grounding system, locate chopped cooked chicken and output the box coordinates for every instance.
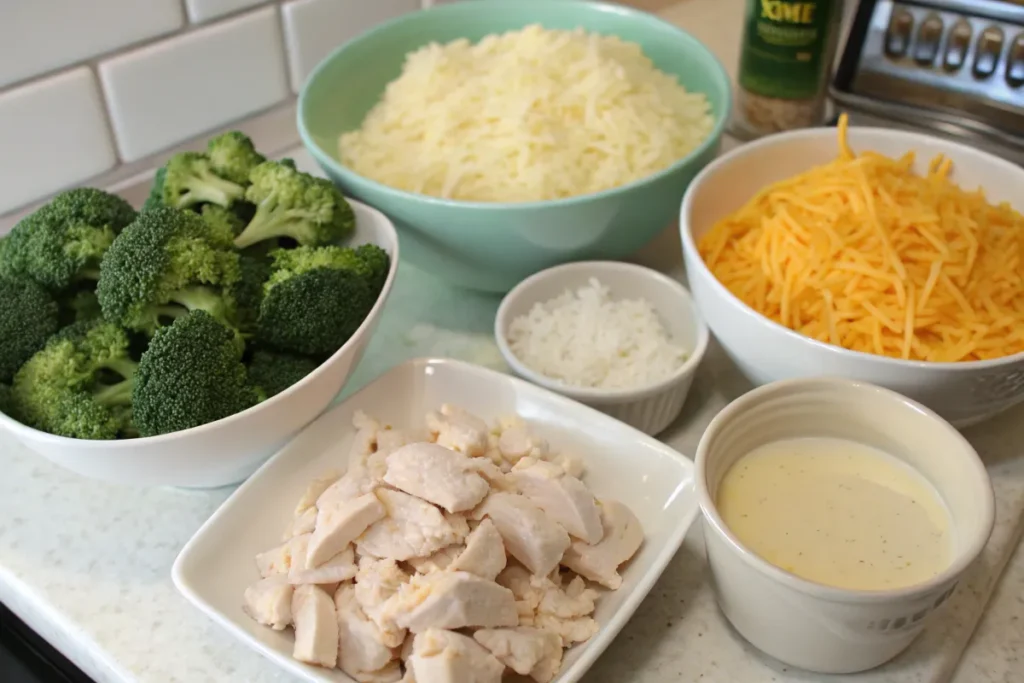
[386,571,518,633]
[307,493,386,568]
[292,584,339,668]
[255,533,310,578]
[497,425,548,465]
[317,471,375,509]
[354,557,410,648]
[533,613,599,647]
[243,405,645,682]
[357,489,460,561]
[288,542,357,585]
[293,470,341,516]
[334,584,397,680]
[448,518,506,581]
[427,405,489,456]
[376,428,409,458]
[243,576,293,630]
[383,443,489,513]
[405,629,504,683]
[473,492,569,577]
[474,627,563,683]
[406,545,462,575]
[282,506,317,541]
[560,499,643,590]
[511,458,603,545]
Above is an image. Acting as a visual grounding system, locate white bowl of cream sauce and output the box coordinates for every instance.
[695,377,994,674]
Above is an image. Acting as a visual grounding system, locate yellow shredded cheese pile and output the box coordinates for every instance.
[699,115,1024,362]
[338,25,714,202]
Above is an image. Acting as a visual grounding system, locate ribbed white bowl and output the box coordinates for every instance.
[494,261,709,435]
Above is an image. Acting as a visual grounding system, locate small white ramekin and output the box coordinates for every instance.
[494,261,709,435]
[695,377,994,674]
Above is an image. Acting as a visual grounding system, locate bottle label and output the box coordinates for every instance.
[739,0,836,100]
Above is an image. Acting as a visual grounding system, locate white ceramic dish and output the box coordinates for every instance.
[679,126,1024,428]
[172,357,698,683]
[695,377,994,674]
[0,199,399,488]
[494,261,710,436]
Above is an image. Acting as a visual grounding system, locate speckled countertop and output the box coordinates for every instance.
[1,1,1022,682]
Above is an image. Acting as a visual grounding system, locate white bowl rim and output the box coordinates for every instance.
[0,198,400,451]
[694,375,996,605]
[679,124,1024,371]
[494,260,711,403]
[297,0,733,211]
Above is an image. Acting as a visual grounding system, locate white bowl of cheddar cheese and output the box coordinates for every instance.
[695,377,994,674]
[679,125,1024,428]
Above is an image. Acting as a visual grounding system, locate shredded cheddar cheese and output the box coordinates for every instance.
[698,115,1024,362]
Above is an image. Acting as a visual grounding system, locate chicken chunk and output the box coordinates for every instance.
[335,584,397,680]
[474,627,563,682]
[533,613,599,647]
[405,629,504,683]
[448,518,506,581]
[406,546,462,575]
[282,506,317,541]
[497,425,548,465]
[292,584,339,668]
[293,470,341,516]
[307,493,386,568]
[354,557,410,648]
[243,576,293,630]
[357,489,460,561]
[386,571,518,633]
[255,533,310,578]
[463,457,514,491]
[317,471,375,509]
[289,542,357,585]
[348,411,381,475]
[473,492,570,577]
[538,575,598,618]
[375,428,409,458]
[384,443,489,513]
[427,405,489,457]
[511,458,603,545]
[560,499,643,590]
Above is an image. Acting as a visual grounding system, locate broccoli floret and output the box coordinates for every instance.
[233,161,355,249]
[97,207,241,334]
[0,383,12,417]
[0,236,13,279]
[142,166,168,212]
[11,320,137,439]
[247,349,319,398]
[257,246,378,356]
[133,310,260,436]
[48,188,136,233]
[0,277,60,383]
[161,151,246,210]
[279,158,297,170]
[207,131,266,185]
[1,188,135,290]
[354,244,390,293]
[200,204,243,248]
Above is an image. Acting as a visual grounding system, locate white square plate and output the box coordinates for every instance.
[172,358,698,682]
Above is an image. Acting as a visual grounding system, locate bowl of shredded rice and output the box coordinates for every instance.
[680,115,1024,427]
[495,261,710,435]
[298,0,731,292]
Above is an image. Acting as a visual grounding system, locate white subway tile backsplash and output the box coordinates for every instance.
[281,0,420,93]
[0,69,117,215]
[185,0,270,23]
[0,1,183,90]
[99,7,290,162]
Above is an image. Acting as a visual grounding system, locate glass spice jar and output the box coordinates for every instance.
[732,0,844,139]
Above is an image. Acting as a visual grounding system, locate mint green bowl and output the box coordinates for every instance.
[298,0,731,293]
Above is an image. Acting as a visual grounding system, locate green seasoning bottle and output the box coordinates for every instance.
[734,0,843,138]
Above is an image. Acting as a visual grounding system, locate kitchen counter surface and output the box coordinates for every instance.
[1,1,1022,682]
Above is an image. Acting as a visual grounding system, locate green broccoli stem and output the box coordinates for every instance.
[104,357,139,379]
[169,285,230,322]
[93,377,134,406]
[180,170,244,208]
[234,199,314,249]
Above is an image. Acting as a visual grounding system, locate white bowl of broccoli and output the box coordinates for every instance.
[0,134,400,487]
